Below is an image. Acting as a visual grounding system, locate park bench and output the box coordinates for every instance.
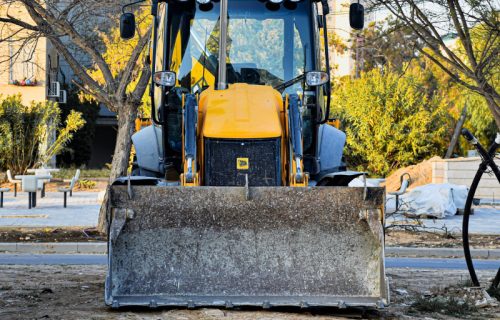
[58,169,80,207]
[6,170,20,197]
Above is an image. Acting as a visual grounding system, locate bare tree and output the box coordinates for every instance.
[370,0,500,128]
[0,0,152,180]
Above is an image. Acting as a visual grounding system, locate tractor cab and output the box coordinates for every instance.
[153,0,327,178]
[121,0,363,182]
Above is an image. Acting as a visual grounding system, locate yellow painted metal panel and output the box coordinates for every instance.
[199,83,283,139]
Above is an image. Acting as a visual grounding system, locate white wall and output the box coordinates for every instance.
[432,158,500,199]
[327,0,353,77]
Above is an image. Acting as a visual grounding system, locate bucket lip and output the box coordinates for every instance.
[105,294,388,309]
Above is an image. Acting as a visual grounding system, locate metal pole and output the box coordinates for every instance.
[217,0,228,90]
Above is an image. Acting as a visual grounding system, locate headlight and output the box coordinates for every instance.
[153,71,177,87]
[268,0,284,3]
[196,0,211,4]
[306,71,329,87]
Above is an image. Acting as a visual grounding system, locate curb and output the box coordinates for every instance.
[1,243,500,259]
[0,242,107,254]
[386,247,500,259]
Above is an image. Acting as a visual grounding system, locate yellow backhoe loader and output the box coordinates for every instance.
[106,0,388,309]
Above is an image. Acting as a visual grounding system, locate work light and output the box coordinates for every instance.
[306,71,329,87]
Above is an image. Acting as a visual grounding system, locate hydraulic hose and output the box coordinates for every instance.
[462,163,484,287]
[461,130,500,288]
[492,267,500,289]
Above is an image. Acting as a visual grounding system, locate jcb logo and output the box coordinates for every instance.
[237,158,249,170]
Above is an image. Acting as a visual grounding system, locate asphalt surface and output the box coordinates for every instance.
[0,254,499,270]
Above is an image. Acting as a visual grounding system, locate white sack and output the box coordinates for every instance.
[400,184,468,219]
[348,177,384,187]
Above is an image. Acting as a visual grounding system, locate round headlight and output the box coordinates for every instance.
[268,0,283,3]
[288,0,302,2]
[196,0,211,4]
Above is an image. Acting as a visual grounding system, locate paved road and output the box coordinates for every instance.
[0,254,499,270]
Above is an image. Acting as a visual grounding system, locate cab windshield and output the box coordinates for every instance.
[166,0,314,94]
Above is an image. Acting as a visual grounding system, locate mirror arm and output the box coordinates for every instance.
[274,74,305,92]
[122,0,147,14]
[320,8,331,124]
[320,0,330,15]
[151,0,159,16]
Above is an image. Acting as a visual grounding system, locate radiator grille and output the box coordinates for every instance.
[204,139,281,186]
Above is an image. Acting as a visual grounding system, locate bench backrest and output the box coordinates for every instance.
[74,169,81,182]
[6,170,15,183]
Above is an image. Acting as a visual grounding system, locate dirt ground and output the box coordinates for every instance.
[1,229,499,250]
[383,157,440,192]
[0,229,106,243]
[385,230,500,249]
[0,265,498,320]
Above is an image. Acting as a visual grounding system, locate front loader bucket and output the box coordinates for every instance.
[105,186,388,309]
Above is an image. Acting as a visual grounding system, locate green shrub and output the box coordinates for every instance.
[77,179,97,190]
[0,95,85,174]
[332,68,452,176]
[52,168,111,180]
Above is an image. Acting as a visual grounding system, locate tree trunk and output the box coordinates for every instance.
[485,97,500,130]
[97,102,138,234]
[478,82,500,130]
[109,103,138,180]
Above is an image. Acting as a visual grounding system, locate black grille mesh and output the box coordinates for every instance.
[205,139,281,187]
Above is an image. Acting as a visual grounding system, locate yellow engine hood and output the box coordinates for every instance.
[199,83,283,139]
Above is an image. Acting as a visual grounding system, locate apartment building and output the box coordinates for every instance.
[0,3,118,168]
[0,4,65,105]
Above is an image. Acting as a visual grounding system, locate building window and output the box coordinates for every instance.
[8,42,37,85]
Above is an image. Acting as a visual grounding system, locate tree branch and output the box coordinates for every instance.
[131,62,151,103]
[447,0,478,70]
[19,0,117,92]
[116,26,152,100]
[0,15,39,31]
[19,3,111,105]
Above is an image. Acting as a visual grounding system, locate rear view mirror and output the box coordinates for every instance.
[120,13,136,40]
[153,71,177,87]
[349,3,364,30]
